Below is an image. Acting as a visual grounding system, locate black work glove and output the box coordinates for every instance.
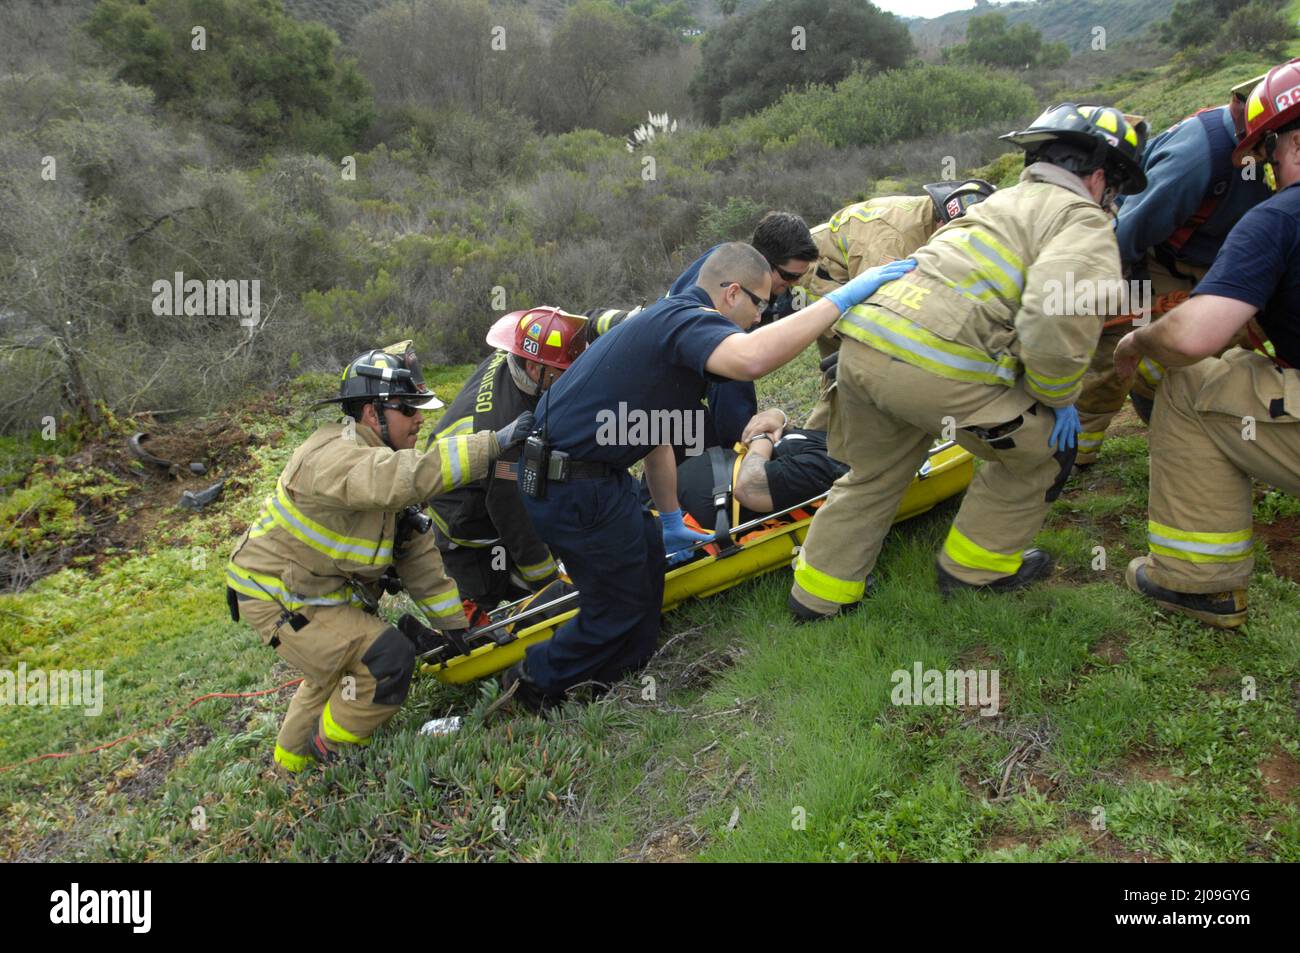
[819,351,840,383]
[397,613,445,655]
[494,410,535,454]
[398,613,471,658]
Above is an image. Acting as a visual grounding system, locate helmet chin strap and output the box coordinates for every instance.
[375,398,395,450]
[507,352,542,397]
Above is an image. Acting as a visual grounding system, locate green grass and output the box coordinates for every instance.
[3,352,1297,862]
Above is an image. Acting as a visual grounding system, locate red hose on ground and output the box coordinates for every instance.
[0,678,303,774]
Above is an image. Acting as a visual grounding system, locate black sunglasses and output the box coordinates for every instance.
[773,263,807,283]
[380,401,419,417]
[719,282,769,312]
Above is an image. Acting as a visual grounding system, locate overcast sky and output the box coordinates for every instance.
[874,0,980,17]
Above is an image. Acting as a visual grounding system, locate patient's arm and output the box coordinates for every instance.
[733,436,776,513]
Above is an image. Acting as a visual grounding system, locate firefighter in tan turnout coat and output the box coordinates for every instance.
[789,105,1150,621]
[226,342,531,772]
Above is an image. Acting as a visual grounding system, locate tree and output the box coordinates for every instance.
[544,1,643,131]
[355,0,547,121]
[1159,0,1292,51]
[1225,2,1297,56]
[944,12,1067,70]
[86,0,374,156]
[688,0,913,124]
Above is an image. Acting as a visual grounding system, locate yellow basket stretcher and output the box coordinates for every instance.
[420,441,973,684]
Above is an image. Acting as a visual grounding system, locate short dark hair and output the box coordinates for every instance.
[751,211,817,266]
[1027,140,1119,186]
[699,242,771,294]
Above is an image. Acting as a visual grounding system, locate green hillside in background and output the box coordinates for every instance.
[909,0,1175,53]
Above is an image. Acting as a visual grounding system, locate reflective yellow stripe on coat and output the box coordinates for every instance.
[835,302,1020,387]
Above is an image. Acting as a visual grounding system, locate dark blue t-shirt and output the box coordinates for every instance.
[1194,180,1300,366]
[536,285,742,468]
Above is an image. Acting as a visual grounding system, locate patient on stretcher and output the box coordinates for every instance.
[642,426,847,532]
[500,425,846,637]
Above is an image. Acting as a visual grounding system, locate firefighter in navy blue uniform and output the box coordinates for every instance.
[502,243,915,709]
[666,212,819,448]
[427,308,588,611]
[1074,71,1277,464]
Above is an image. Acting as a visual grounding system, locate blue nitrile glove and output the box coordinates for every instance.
[660,508,711,566]
[1049,404,1081,452]
[825,258,917,314]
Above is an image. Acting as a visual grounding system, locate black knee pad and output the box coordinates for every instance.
[1045,445,1078,503]
[361,626,417,706]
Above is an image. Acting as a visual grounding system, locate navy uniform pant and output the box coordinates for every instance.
[521,470,665,698]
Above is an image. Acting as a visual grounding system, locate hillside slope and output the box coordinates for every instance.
[909,0,1174,53]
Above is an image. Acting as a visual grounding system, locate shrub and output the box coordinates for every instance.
[738,64,1038,151]
[87,0,374,156]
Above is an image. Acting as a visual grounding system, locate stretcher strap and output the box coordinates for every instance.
[707,445,741,558]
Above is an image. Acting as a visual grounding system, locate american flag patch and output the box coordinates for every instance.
[495,460,519,481]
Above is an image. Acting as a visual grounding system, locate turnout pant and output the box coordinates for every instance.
[1075,254,1206,463]
[521,469,666,698]
[440,544,532,609]
[1143,349,1300,593]
[239,598,430,771]
[791,338,1066,614]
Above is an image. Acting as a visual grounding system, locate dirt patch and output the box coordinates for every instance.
[1196,666,1238,697]
[1258,746,1300,806]
[110,724,216,802]
[633,826,702,863]
[3,401,280,590]
[1255,517,1300,584]
[1122,751,1180,785]
[955,645,1010,717]
[986,831,1045,853]
[1064,818,1160,862]
[1090,633,1129,666]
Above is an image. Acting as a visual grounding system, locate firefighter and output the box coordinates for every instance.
[788,105,1149,621]
[1073,70,1276,467]
[226,342,531,772]
[800,180,997,428]
[667,212,820,448]
[503,243,915,710]
[427,307,588,614]
[1117,59,1300,628]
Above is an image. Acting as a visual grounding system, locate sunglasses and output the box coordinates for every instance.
[773,263,808,283]
[380,401,419,418]
[720,282,769,313]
